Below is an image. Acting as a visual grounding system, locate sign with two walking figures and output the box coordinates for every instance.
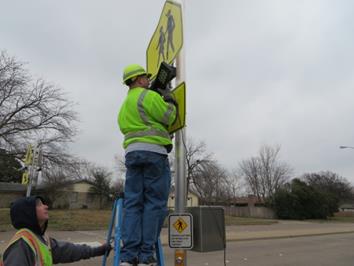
[147,0,183,79]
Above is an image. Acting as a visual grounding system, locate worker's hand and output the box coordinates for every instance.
[92,243,112,257]
[157,89,177,106]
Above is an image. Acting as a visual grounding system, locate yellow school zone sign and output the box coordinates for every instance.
[146,1,183,79]
[168,82,186,134]
[21,144,33,184]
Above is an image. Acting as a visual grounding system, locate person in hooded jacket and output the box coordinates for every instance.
[1,196,111,266]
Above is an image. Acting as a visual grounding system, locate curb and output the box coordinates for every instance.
[227,230,354,242]
[159,230,354,246]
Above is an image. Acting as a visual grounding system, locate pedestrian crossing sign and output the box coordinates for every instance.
[146,0,183,79]
[173,218,188,233]
[168,213,193,249]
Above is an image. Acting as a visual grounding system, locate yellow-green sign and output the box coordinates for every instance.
[147,0,183,79]
[24,144,33,166]
[22,171,29,184]
[168,82,186,133]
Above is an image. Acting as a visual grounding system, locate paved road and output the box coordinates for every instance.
[52,233,354,266]
[2,220,354,265]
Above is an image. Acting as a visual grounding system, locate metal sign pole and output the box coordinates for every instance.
[174,0,187,265]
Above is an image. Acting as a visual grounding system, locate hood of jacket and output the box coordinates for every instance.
[10,196,48,235]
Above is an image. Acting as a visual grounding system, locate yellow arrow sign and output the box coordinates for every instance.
[147,0,183,79]
[168,82,186,134]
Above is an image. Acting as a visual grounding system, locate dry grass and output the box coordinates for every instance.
[48,209,112,230]
[0,208,279,232]
[328,212,354,223]
[0,208,112,231]
[334,211,354,217]
[225,216,278,226]
[0,208,12,231]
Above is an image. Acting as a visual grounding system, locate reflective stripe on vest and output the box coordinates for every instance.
[137,90,150,125]
[124,90,171,142]
[4,229,52,266]
[162,103,175,126]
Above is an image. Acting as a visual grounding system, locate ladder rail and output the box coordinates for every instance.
[113,198,123,266]
[156,237,165,266]
[102,198,118,266]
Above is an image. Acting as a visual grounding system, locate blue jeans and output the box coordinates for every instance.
[121,151,171,262]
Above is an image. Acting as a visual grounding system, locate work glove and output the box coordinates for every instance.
[157,89,178,107]
[92,243,112,257]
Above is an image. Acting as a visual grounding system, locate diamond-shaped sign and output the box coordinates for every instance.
[173,218,188,233]
[168,82,186,134]
[146,0,183,79]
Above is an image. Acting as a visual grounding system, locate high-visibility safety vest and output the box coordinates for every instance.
[118,87,176,148]
[0,228,52,266]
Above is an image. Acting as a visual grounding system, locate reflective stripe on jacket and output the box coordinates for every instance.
[118,87,176,148]
[2,228,52,266]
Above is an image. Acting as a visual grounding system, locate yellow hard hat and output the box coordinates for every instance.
[122,64,151,84]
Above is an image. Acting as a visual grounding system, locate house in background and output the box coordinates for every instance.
[167,187,199,209]
[37,179,109,209]
[0,182,26,208]
[0,180,109,209]
[339,203,354,212]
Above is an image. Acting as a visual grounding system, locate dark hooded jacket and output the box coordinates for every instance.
[2,196,108,266]
[10,195,48,235]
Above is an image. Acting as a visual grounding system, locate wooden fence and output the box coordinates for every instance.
[224,205,276,219]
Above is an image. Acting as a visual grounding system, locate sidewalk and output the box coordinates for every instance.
[159,219,354,244]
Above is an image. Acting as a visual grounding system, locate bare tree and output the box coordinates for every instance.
[0,51,78,168]
[88,165,112,209]
[226,168,243,199]
[184,138,213,193]
[111,177,125,198]
[191,159,231,204]
[114,154,126,179]
[239,145,292,201]
[239,157,262,199]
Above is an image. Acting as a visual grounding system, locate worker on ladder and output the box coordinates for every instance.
[117,64,177,266]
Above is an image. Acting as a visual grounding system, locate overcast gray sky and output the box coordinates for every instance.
[1,0,354,182]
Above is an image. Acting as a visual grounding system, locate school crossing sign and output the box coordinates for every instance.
[146,0,183,79]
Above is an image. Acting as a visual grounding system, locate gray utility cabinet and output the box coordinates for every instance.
[187,206,225,252]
